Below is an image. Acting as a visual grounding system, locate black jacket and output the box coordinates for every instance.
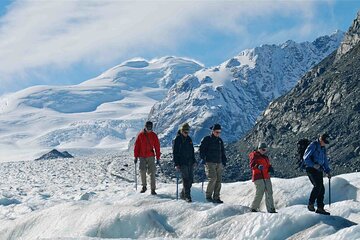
[199,134,227,164]
[173,131,196,166]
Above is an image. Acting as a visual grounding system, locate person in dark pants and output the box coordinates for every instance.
[199,123,227,204]
[303,133,332,215]
[173,123,197,202]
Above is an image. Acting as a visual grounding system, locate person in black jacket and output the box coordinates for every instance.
[199,123,227,203]
[173,123,197,202]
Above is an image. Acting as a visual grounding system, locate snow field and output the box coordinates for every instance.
[0,152,359,239]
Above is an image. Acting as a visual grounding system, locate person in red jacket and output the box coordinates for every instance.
[249,142,276,213]
[134,121,161,195]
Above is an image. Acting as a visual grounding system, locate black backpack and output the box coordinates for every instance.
[296,139,311,170]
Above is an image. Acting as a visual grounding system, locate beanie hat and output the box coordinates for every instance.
[145,121,153,130]
[210,123,221,130]
[258,142,267,149]
[320,133,330,144]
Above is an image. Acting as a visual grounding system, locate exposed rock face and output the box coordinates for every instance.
[35,149,74,161]
[336,10,360,61]
[227,42,360,180]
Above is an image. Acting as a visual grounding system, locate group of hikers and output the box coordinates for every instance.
[134,121,332,215]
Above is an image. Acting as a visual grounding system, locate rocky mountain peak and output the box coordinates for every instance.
[336,11,360,60]
[35,149,74,161]
[228,39,360,180]
[149,32,344,146]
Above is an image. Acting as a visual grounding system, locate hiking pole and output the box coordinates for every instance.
[135,161,138,191]
[329,177,331,207]
[201,165,205,192]
[176,171,179,200]
[201,178,204,192]
[199,161,205,192]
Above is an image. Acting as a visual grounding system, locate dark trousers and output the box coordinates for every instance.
[180,165,194,198]
[306,167,325,208]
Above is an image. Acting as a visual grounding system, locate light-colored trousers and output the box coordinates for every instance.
[205,162,223,200]
[251,179,275,212]
[139,157,156,190]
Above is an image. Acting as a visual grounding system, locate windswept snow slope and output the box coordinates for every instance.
[0,57,202,162]
[0,151,359,239]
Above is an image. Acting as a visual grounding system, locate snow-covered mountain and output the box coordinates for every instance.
[229,11,360,179]
[149,31,344,145]
[0,151,359,239]
[0,57,203,162]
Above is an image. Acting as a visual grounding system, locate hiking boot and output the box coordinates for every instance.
[206,197,213,202]
[269,209,277,213]
[307,204,315,212]
[151,190,157,195]
[185,197,192,203]
[250,208,258,212]
[213,199,224,204]
[140,186,147,193]
[316,208,330,215]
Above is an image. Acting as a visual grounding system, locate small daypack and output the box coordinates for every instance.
[296,139,311,170]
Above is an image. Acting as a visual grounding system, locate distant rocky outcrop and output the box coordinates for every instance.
[227,12,360,180]
[35,149,74,161]
[336,10,360,61]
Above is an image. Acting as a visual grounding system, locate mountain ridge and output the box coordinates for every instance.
[149,31,344,146]
[227,12,360,180]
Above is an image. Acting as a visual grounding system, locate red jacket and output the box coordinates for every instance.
[249,151,272,181]
[134,129,161,160]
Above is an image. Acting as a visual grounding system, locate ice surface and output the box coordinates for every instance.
[0,150,358,239]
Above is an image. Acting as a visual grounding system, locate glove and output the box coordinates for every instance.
[175,165,180,171]
[326,172,332,179]
[156,159,160,165]
[313,164,321,170]
[268,166,274,174]
[258,165,264,171]
[199,159,205,165]
[222,162,226,167]
[134,157,138,164]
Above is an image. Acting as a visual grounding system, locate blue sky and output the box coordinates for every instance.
[0,0,359,95]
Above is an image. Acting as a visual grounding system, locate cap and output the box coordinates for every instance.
[180,123,190,132]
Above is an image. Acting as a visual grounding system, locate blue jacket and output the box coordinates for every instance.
[303,140,331,173]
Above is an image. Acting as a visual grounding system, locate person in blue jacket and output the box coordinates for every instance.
[303,133,332,215]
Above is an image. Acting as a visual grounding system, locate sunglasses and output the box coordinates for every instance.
[261,148,267,151]
[214,131,222,134]
[183,131,189,134]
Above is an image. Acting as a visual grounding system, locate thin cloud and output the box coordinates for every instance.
[0,0,320,87]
